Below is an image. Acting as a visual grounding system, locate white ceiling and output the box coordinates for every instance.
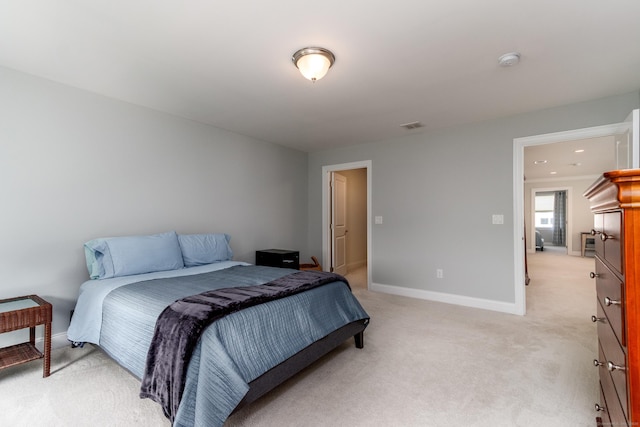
[1,1,639,153]
[524,136,617,181]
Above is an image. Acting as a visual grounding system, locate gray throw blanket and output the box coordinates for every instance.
[139,269,349,422]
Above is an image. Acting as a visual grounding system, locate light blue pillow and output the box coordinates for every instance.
[178,233,233,267]
[84,239,112,279]
[84,231,184,279]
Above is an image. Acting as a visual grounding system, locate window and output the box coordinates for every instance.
[535,194,554,229]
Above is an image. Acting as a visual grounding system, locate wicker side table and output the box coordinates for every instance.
[0,295,52,377]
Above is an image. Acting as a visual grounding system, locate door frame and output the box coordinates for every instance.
[513,122,627,315]
[322,160,372,288]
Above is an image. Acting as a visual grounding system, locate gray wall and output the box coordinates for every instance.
[0,66,308,344]
[307,91,640,305]
[3,61,638,345]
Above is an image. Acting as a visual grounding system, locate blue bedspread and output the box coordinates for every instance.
[70,263,369,427]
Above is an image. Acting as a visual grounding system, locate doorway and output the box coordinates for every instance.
[513,122,628,315]
[531,188,570,255]
[322,161,372,290]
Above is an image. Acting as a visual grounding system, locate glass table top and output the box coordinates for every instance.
[0,297,40,314]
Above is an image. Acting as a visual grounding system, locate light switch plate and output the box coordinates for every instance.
[492,214,504,225]
[375,216,383,224]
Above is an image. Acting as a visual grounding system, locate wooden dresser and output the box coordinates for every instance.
[584,170,640,426]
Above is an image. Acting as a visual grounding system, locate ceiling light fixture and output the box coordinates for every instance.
[400,121,424,130]
[292,47,335,82]
[498,52,521,67]
[534,160,548,165]
[575,149,585,153]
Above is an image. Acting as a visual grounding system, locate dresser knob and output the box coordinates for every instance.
[589,272,600,279]
[591,315,605,323]
[595,403,606,412]
[593,359,604,367]
[607,361,626,372]
[604,297,621,306]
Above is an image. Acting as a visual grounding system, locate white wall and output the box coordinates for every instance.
[0,66,308,344]
[307,91,640,312]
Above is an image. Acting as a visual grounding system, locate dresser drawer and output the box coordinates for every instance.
[597,382,611,426]
[596,383,611,427]
[594,213,604,257]
[597,343,628,427]
[593,212,623,274]
[603,211,622,274]
[597,314,629,424]
[595,258,625,346]
[596,294,629,423]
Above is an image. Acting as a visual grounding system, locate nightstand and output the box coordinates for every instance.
[0,295,52,377]
[256,249,300,270]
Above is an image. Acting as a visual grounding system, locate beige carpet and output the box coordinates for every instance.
[0,252,598,426]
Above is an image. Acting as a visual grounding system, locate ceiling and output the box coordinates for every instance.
[1,1,640,153]
[524,135,618,181]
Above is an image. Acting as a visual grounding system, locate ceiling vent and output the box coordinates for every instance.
[400,121,424,130]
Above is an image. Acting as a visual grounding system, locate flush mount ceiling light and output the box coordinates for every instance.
[292,47,335,82]
[400,121,424,130]
[498,52,520,67]
[534,160,548,165]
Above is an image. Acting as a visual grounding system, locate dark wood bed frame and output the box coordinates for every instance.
[232,318,368,413]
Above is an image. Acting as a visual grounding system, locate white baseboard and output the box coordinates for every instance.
[52,332,71,349]
[37,286,526,350]
[43,284,524,350]
[34,332,71,350]
[347,260,366,272]
[370,282,522,315]
[529,249,586,257]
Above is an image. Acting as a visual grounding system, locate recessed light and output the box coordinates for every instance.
[570,162,582,167]
[534,160,548,165]
[550,171,557,175]
[575,149,585,153]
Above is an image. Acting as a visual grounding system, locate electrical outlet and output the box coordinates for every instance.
[436,269,443,279]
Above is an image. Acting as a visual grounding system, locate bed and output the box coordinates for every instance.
[67,231,369,427]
